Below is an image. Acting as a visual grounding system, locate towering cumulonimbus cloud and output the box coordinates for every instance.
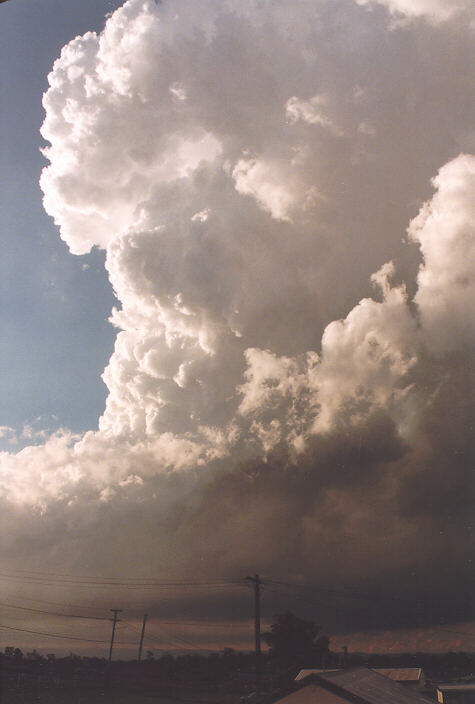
[0,0,473,640]
[409,155,475,355]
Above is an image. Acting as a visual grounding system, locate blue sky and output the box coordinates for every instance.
[0,0,122,446]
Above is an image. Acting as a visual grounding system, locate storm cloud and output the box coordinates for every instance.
[0,0,473,650]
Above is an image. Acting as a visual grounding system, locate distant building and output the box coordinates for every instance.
[436,683,475,703]
[275,667,433,703]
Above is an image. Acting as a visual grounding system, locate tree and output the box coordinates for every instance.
[263,611,330,670]
[4,647,23,659]
[26,649,44,661]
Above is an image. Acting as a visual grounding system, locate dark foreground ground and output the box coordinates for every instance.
[2,649,474,703]
[2,693,185,704]
[0,686,242,704]
[0,653,252,703]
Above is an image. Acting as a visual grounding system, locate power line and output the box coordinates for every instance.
[0,567,242,586]
[266,579,383,603]
[142,619,204,650]
[1,596,253,630]
[118,619,252,629]
[265,579,455,615]
[119,616,256,654]
[3,571,472,649]
[149,629,196,650]
[0,602,109,621]
[10,594,111,612]
[262,584,341,612]
[149,620,252,628]
[121,619,198,652]
[264,580,426,621]
[435,627,475,640]
[0,572,243,590]
[0,623,108,644]
[121,620,167,648]
[263,584,475,643]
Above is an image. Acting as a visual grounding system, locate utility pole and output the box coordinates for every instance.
[108,609,122,664]
[137,614,148,662]
[246,574,262,697]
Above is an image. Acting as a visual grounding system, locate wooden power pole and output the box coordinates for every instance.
[138,614,148,662]
[246,574,262,696]
[108,609,122,664]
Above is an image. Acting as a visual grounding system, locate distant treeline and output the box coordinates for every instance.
[1,645,474,685]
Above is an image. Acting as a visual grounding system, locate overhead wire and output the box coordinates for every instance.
[0,623,108,644]
[263,582,475,644]
[145,620,252,628]
[0,567,243,586]
[0,573,244,592]
[0,600,251,628]
[0,565,226,580]
[0,601,110,621]
[434,627,475,640]
[3,572,471,648]
[266,579,385,603]
[262,583,369,616]
[121,618,198,652]
[10,594,112,612]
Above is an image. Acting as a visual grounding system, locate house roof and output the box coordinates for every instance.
[296,667,423,683]
[318,668,432,704]
[275,668,433,704]
[296,669,341,681]
[272,683,359,704]
[372,667,422,681]
[437,683,475,692]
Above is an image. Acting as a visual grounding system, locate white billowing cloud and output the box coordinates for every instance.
[286,95,343,136]
[355,0,470,23]
[191,209,210,223]
[408,154,475,355]
[311,262,419,432]
[0,431,81,506]
[238,262,419,454]
[40,0,223,254]
[238,348,319,454]
[0,423,231,509]
[238,348,316,417]
[1,0,473,632]
[232,157,304,221]
[237,153,474,453]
